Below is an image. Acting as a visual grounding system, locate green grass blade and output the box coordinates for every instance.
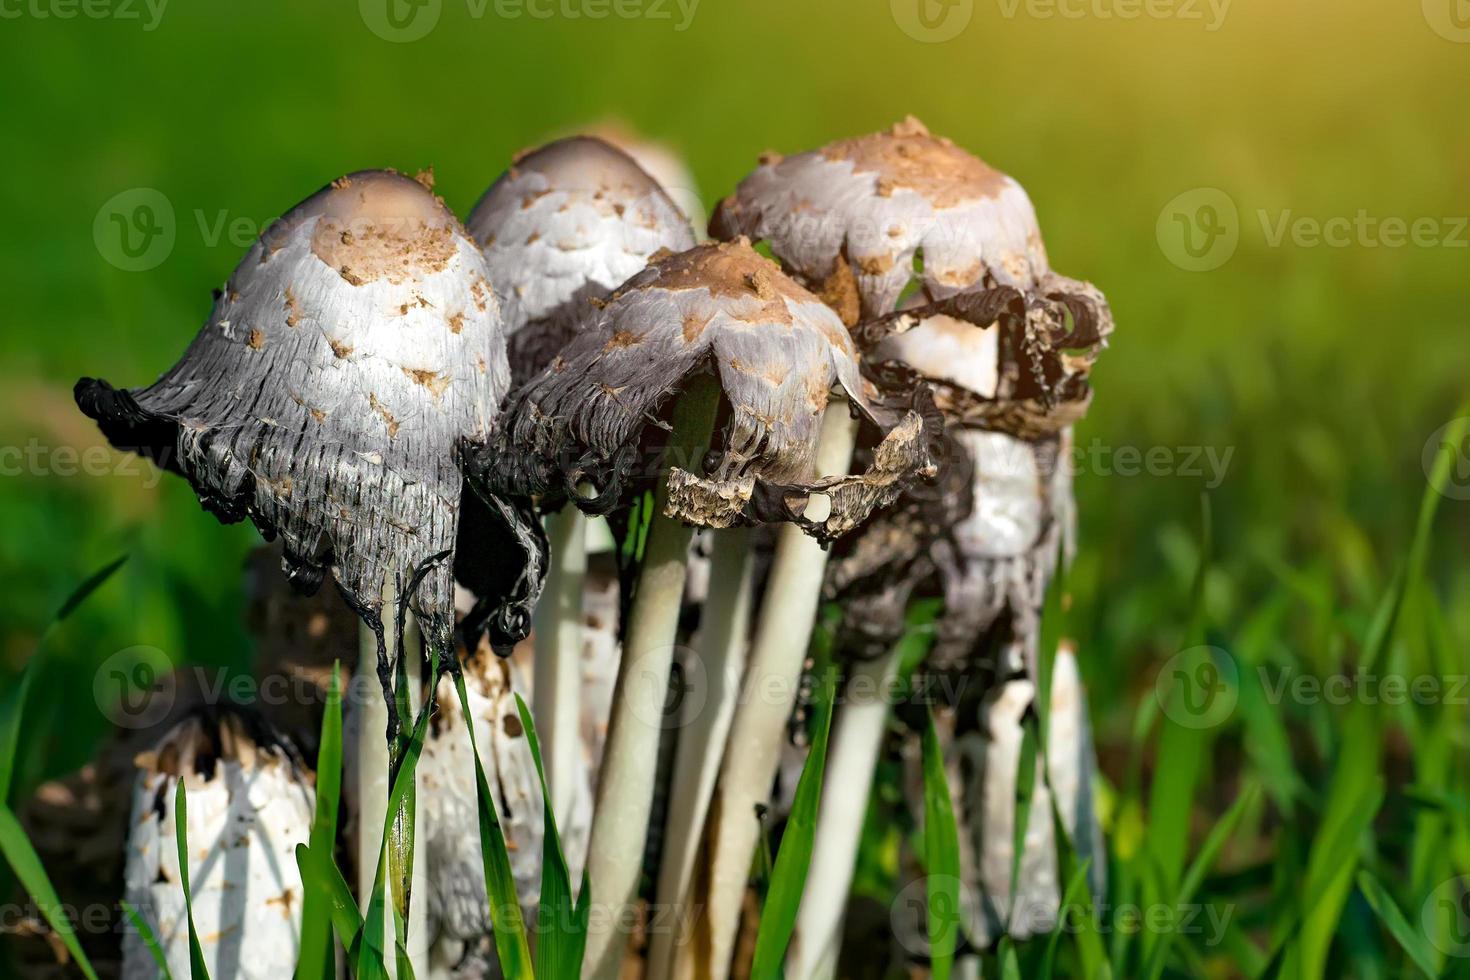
[516,693,586,980]
[0,804,100,980]
[921,705,962,980]
[295,842,364,955]
[297,662,345,980]
[1041,858,1094,980]
[122,899,176,980]
[453,669,533,979]
[1142,783,1259,980]
[750,665,838,980]
[1355,870,1439,979]
[174,781,213,980]
[0,554,127,804]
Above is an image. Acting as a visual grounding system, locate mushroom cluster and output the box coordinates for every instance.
[35,119,1113,980]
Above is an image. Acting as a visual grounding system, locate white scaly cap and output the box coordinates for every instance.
[121,710,313,980]
[76,169,541,649]
[467,136,696,383]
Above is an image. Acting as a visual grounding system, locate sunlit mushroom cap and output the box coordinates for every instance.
[76,170,527,642]
[122,708,312,980]
[711,117,1048,322]
[468,241,930,524]
[467,137,696,381]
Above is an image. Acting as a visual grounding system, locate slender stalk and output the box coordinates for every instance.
[534,503,589,822]
[646,526,756,979]
[352,588,430,978]
[784,645,903,980]
[684,401,860,980]
[582,376,721,980]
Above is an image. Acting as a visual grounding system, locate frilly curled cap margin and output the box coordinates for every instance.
[462,240,938,544]
[75,169,542,649]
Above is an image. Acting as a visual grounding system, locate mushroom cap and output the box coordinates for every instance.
[467,137,695,381]
[711,117,1048,321]
[76,169,517,638]
[475,240,873,507]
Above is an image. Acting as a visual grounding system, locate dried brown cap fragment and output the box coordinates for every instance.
[468,136,695,383]
[75,170,542,650]
[463,241,937,543]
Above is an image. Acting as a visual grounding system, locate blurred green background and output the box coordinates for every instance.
[2,0,1468,974]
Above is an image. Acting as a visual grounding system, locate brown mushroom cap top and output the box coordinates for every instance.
[711,118,1049,321]
[820,116,1009,209]
[467,137,696,382]
[74,169,541,649]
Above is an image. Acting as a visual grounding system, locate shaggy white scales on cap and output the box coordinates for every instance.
[467,240,937,541]
[711,116,1048,323]
[467,136,696,383]
[75,169,541,649]
[121,710,313,980]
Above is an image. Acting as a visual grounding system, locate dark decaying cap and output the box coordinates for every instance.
[461,240,939,543]
[75,169,543,649]
[467,136,696,384]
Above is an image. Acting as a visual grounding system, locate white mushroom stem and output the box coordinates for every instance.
[688,401,860,980]
[646,526,756,979]
[784,643,904,980]
[533,503,589,822]
[349,589,430,979]
[582,378,721,980]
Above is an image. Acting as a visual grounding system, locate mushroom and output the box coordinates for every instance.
[418,640,545,957]
[708,120,1112,978]
[74,169,544,968]
[121,708,313,980]
[466,135,695,824]
[467,135,696,384]
[462,239,935,979]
